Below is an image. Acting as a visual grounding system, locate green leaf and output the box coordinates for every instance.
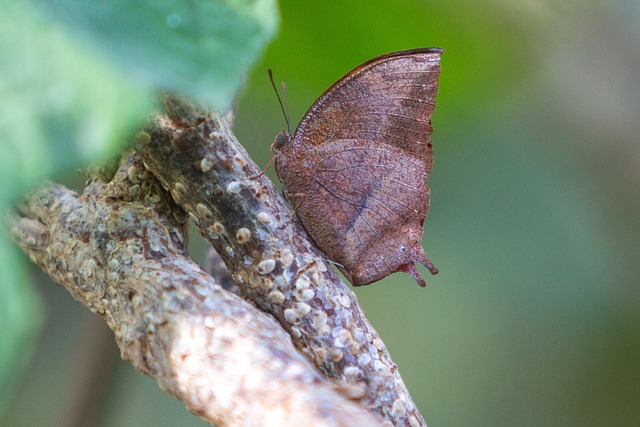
[0,0,153,203]
[0,0,279,204]
[37,0,280,111]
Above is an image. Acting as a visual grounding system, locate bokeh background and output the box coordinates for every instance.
[3,1,640,426]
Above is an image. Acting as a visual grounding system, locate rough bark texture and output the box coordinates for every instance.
[11,96,428,427]
[11,152,383,427]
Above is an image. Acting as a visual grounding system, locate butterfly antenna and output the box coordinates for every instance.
[280,82,292,134]
[268,69,292,134]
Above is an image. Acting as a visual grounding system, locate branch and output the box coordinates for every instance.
[135,96,427,426]
[10,152,382,427]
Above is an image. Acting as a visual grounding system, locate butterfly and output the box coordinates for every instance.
[272,48,442,286]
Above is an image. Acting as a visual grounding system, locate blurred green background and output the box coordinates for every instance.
[3,0,640,426]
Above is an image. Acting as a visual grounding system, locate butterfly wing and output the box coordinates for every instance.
[276,48,442,286]
[296,48,441,162]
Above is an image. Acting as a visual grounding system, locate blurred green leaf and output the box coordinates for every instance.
[0,0,152,202]
[1,0,278,203]
[38,0,279,110]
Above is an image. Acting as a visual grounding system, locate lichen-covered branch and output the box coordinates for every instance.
[135,96,426,427]
[10,153,382,427]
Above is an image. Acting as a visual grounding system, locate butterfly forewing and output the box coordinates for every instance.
[295,49,441,163]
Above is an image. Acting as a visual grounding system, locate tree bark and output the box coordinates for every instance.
[10,96,427,427]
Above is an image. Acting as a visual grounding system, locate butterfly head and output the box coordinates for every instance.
[271,131,293,154]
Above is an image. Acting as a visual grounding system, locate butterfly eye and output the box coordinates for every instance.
[271,131,292,153]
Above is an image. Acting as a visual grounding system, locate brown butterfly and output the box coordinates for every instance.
[272,48,442,286]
